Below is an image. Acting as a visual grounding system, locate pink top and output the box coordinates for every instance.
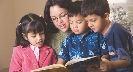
[9,45,57,72]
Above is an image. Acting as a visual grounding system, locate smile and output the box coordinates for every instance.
[59,24,66,29]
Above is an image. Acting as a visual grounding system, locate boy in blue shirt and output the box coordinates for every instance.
[81,0,133,72]
[57,1,109,71]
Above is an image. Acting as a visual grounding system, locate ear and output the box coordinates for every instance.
[22,33,28,40]
[104,13,110,20]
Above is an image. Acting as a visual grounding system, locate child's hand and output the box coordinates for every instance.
[100,58,113,72]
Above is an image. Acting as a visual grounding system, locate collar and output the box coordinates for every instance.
[30,44,40,61]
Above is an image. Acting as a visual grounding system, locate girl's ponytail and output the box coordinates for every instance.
[15,22,29,47]
[15,24,23,46]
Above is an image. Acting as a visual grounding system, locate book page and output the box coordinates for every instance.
[30,64,65,72]
[65,56,97,66]
[31,56,100,72]
[64,56,100,72]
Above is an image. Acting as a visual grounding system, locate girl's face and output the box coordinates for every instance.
[23,31,45,48]
[50,5,69,32]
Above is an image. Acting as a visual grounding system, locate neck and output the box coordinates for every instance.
[102,21,112,36]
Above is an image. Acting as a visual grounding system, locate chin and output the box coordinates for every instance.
[91,29,97,32]
[93,30,98,33]
[74,32,80,34]
[60,29,68,32]
[38,45,43,48]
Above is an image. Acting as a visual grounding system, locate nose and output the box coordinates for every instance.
[37,34,42,40]
[57,17,63,24]
[88,22,93,28]
[73,24,78,28]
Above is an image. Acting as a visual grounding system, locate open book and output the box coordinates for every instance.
[30,56,101,72]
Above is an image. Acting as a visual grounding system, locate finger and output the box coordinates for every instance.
[101,58,107,61]
[100,67,108,72]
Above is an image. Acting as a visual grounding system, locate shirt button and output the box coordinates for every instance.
[81,41,83,43]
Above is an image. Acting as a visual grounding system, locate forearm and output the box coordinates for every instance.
[100,58,130,71]
[57,58,66,65]
[111,59,130,69]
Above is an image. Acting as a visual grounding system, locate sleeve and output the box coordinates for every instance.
[112,30,131,61]
[51,49,58,64]
[98,33,108,56]
[9,47,22,72]
[128,35,133,60]
[58,36,70,61]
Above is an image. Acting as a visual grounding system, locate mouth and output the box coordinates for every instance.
[37,41,43,45]
[73,29,79,32]
[59,24,66,29]
[91,28,95,31]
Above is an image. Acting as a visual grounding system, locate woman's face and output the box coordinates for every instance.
[50,5,69,32]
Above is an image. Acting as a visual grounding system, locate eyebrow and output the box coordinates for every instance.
[69,20,73,23]
[76,18,83,21]
[51,12,66,17]
[89,18,96,21]
[28,32,36,35]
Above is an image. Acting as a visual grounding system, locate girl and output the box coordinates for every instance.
[44,0,72,53]
[9,13,57,72]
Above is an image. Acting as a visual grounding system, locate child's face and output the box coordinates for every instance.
[69,14,88,34]
[23,31,45,48]
[85,14,106,33]
[50,5,69,32]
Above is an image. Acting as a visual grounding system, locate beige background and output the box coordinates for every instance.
[0,0,46,72]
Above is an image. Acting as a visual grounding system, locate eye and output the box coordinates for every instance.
[60,13,67,18]
[51,17,57,21]
[91,19,96,22]
[69,21,73,24]
[77,21,82,24]
[40,32,44,35]
[31,35,36,38]
[86,21,88,23]
[85,20,88,23]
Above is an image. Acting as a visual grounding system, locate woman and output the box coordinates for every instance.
[44,0,72,53]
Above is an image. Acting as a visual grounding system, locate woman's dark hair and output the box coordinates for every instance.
[81,0,110,18]
[15,13,47,48]
[68,1,82,17]
[44,0,72,33]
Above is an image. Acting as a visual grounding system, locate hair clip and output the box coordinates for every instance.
[39,15,44,18]
[19,23,21,26]
[39,15,42,17]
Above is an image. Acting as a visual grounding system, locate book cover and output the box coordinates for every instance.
[30,56,101,72]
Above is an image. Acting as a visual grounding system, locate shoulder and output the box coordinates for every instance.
[62,33,74,40]
[86,29,103,36]
[12,45,26,57]
[13,45,25,51]
[41,45,55,52]
[88,31,103,39]
[106,22,131,39]
[111,22,129,34]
